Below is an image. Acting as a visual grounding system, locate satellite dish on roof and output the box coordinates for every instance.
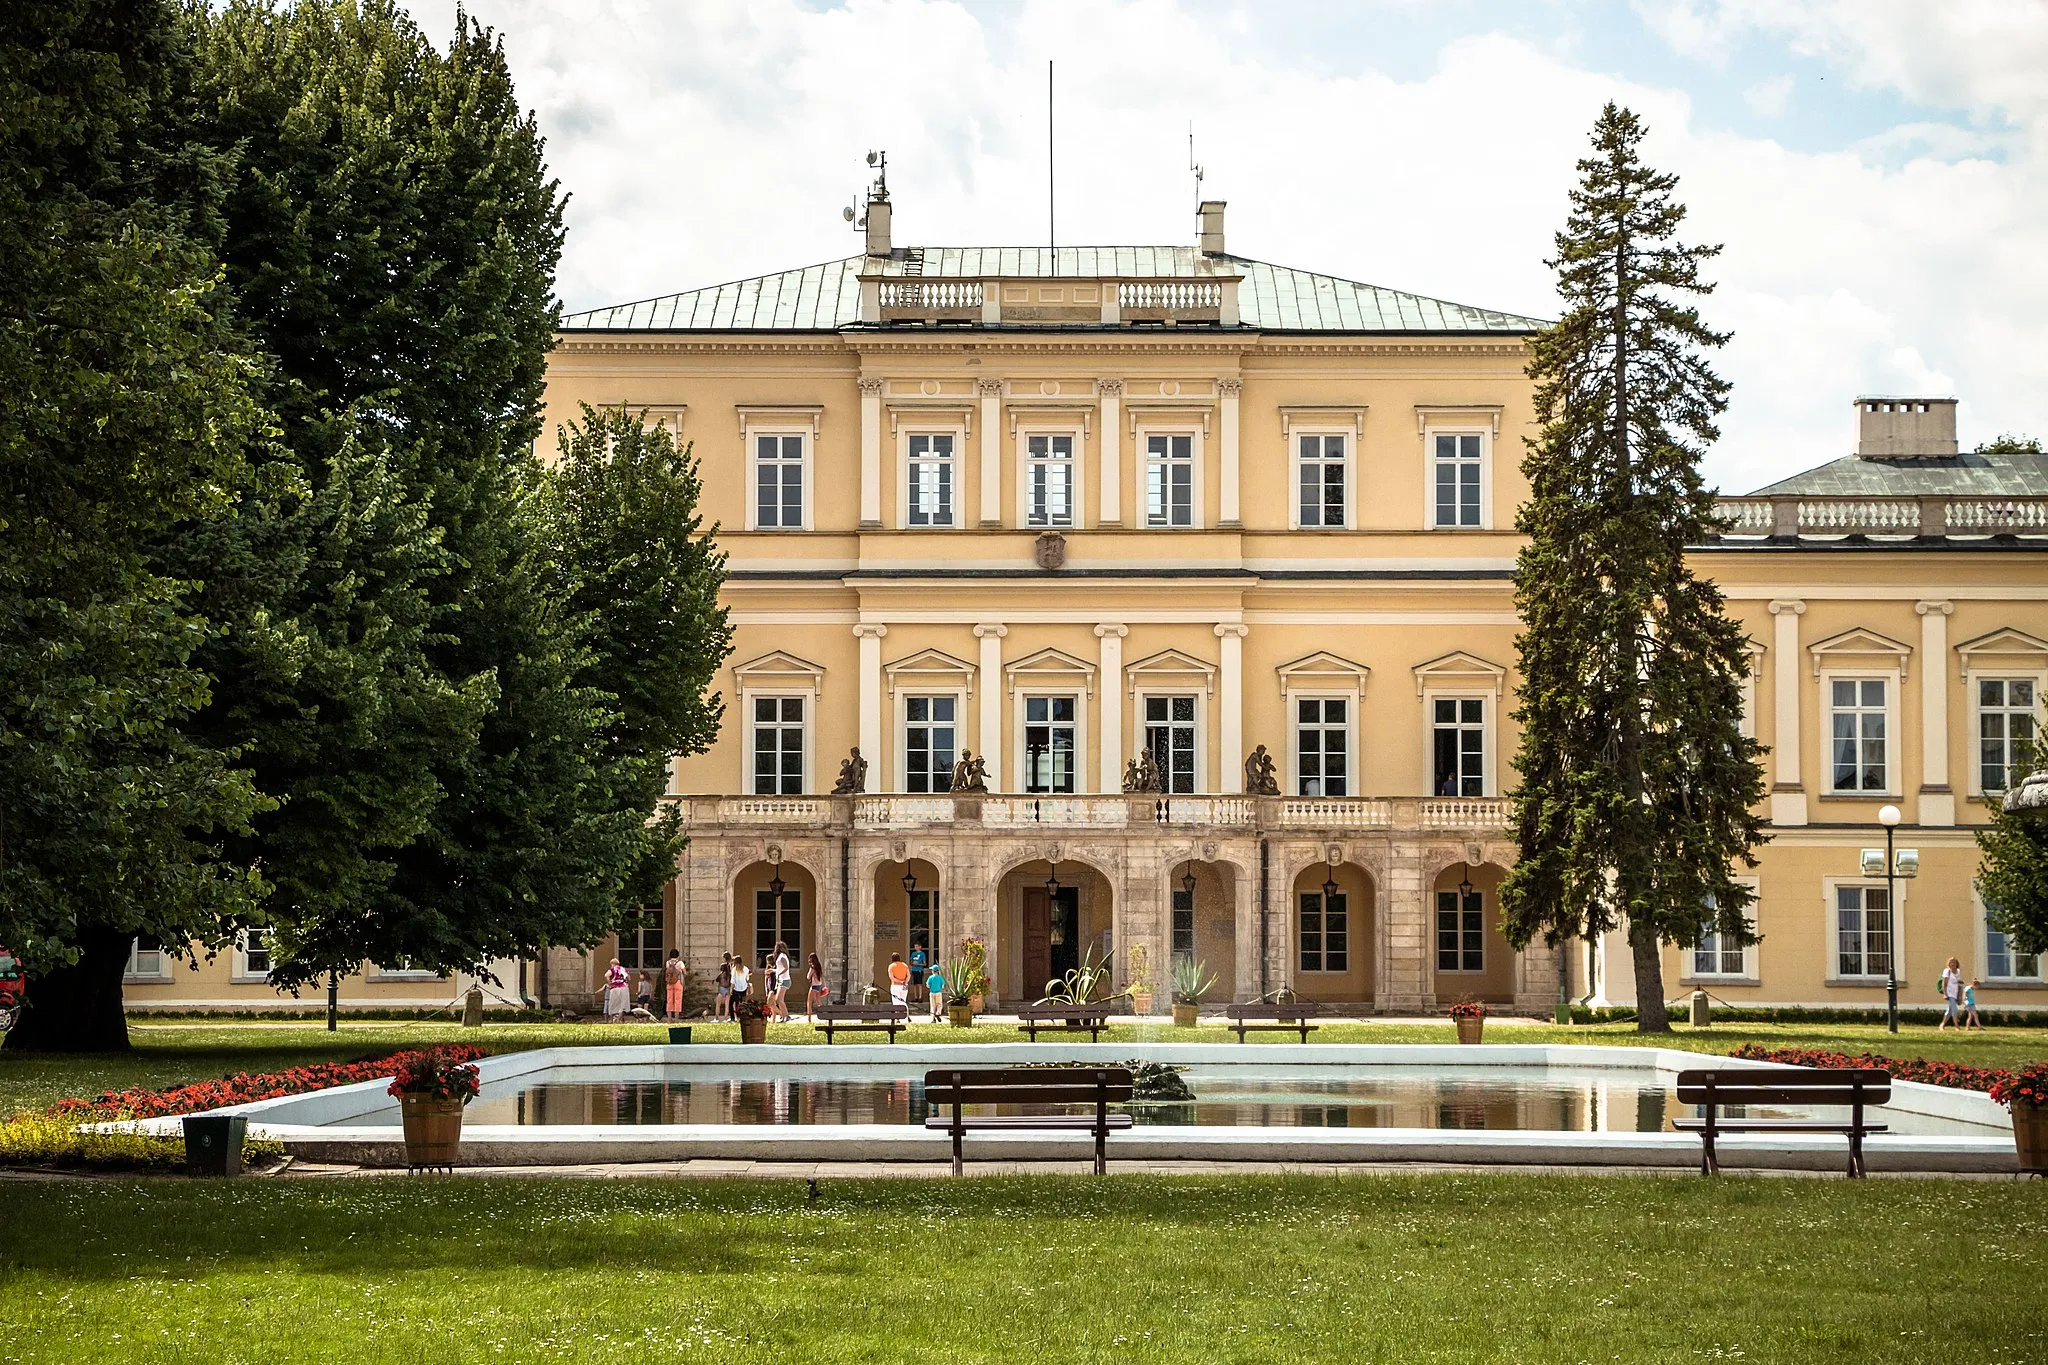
[843,206,855,222]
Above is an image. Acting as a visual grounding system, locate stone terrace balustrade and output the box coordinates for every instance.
[682,793,1510,834]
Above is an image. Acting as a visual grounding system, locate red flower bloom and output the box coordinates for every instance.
[1729,1044,2013,1096]
[37,1045,488,1122]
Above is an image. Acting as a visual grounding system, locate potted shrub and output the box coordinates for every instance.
[388,1047,481,1169]
[1127,943,1154,1016]
[957,937,989,1012]
[732,991,770,1044]
[1170,956,1216,1028]
[943,958,976,1027]
[1991,1061,2048,1173]
[1450,999,1486,1045]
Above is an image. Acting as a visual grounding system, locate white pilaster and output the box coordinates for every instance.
[1917,599,1955,826]
[1218,377,1242,527]
[1097,378,1123,526]
[1096,623,1128,793]
[854,623,887,770]
[858,378,883,528]
[1216,623,1248,794]
[974,623,1007,791]
[977,378,1003,526]
[1768,599,1806,826]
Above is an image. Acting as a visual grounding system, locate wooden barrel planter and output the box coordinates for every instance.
[739,1016,769,1045]
[2014,1103,2048,1174]
[947,1003,973,1028]
[1172,1004,1198,1028]
[1455,1016,1485,1045]
[400,1095,464,1169]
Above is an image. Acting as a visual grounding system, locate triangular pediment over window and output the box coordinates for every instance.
[1807,628,1913,679]
[884,648,977,696]
[1004,646,1096,696]
[732,650,825,686]
[1955,627,2048,669]
[1126,647,1218,696]
[1276,650,1371,691]
[1410,650,1506,696]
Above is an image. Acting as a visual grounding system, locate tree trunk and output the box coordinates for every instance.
[1628,920,1670,1032]
[4,928,133,1052]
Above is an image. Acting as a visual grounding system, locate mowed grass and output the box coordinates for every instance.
[4,1016,2046,1115]
[0,1174,2041,1364]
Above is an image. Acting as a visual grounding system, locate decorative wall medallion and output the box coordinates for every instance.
[1039,379,1059,395]
[1161,379,1180,396]
[1035,531,1067,570]
[920,379,941,396]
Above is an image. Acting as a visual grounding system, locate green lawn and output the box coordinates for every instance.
[3,1016,2045,1116]
[0,1174,2040,1364]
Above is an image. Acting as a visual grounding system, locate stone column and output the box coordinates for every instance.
[1380,836,1430,1012]
[1096,623,1127,794]
[1216,624,1248,794]
[1768,599,1807,827]
[1217,377,1243,527]
[858,378,884,529]
[1096,378,1123,526]
[854,623,887,773]
[974,623,1007,791]
[977,378,1004,526]
[1916,599,1954,826]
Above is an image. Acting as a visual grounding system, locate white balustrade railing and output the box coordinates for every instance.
[878,280,983,310]
[1279,798,1392,829]
[1714,499,1774,533]
[1800,499,1920,532]
[852,796,956,827]
[1712,494,2048,539]
[1152,796,1257,826]
[719,796,825,824]
[1117,280,1222,311]
[982,797,1129,828]
[1419,797,1513,829]
[1948,499,2048,532]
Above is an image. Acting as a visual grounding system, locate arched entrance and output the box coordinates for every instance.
[870,858,943,1002]
[996,858,1114,1005]
[731,859,819,977]
[1287,858,1376,1006]
[1167,859,1238,1003]
[1428,860,1514,1005]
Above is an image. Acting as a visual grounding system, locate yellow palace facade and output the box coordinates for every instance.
[126,191,2048,1016]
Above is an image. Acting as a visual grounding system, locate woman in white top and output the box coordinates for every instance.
[730,956,752,1008]
[1938,956,1965,1029]
[772,941,793,1023]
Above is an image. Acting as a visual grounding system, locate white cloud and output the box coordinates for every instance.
[1742,74,1793,118]
[414,0,2048,492]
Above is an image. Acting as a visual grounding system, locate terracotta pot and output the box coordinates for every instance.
[1455,1016,1485,1045]
[399,1094,464,1168]
[1172,1003,1198,1028]
[2014,1101,2048,1173]
[1132,989,1154,1016]
[948,1003,974,1028]
[969,994,985,1013]
[739,1017,768,1045]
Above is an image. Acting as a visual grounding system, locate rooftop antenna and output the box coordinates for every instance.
[1047,61,1056,271]
[841,150,887,230]
[1188,123,1204,210]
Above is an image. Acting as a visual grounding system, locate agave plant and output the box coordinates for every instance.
[1041,947,1114,1004]
[1170,955,1217,1005]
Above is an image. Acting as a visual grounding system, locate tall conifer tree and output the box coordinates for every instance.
[1976,732,2048,956]
[1499,105,1767,1031]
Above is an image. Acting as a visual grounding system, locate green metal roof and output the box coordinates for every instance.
[1746,449,2048,498]
[558,249,1546,334]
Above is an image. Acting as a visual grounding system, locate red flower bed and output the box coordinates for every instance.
[1730,1044,2011,1095]
[41,1045,490,1121]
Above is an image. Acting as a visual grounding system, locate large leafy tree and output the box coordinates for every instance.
[1499,104,1768,1032]
[1977,731,2048,957]
[0,0,270,1050]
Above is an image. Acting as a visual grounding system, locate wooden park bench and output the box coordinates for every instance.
[1674,1067,1892,1178]
[813,1001,909,1043]
[923,1066,1135,1175]
[1015,1000,1121,1041]
[1225,1002,1319,1043]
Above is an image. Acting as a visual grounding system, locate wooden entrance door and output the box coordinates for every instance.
[1021,887,1050,996]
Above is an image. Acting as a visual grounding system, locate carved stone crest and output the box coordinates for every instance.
[1034,530,1066,570]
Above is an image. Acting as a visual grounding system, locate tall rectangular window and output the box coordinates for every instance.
[1144,694,1198,794]
[1835,884,1890,978]
[1144,433,1194,527]
[1297,434,1347,527]
[1691,922,1748,977]
[754,889,802,962]
[908,889,940,964]
[754,434,805,529]
[616,906,664,970]
[1024,695,1077,794]
[238,928,273,979]
[1432,433,1483,528]
[1171,886,1195,967]
[1025,434,1074,527]
[126,941,166,979]
[1432,698,1486,796]
[1987,923,2040,981]
[1436,889,1484,972]
[1295,698,1349,797]
[752,695,805,795]
[1978,678,2037,793]
[903,695,957,794]
[1299,890,1348,973]
[1830,678,1888,792]
[907,433,955,526]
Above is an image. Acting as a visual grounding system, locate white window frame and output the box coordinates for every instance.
[1820,669,1900,797]
[744,689,813,796]
[746,428,811,532]
[1298,887,1351,974]
[232,928,275,983]
[1136,688,1205,794]
[1422,689,1495,798]
[1016,691,1086,795]
[1682,876,1761,984]
[1969,672,2043,798]
[1137,427,1202,530]
[1288,691,1355,798]
[1424,426,1490,530]
[1823,876,1905,984]
[124,940,172,983]
[1017,426,1083,530]
[1434,885,1486,975]
[1979,890,2046,985]
[1290,428,1353,531]
[899,427,962,529]
[899,689,966,795]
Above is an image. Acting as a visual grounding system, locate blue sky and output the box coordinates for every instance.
[413,0,2048,491]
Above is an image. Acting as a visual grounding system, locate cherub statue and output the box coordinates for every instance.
[950,750,989,793]
[1122,751,1162,793]
[1245,744,1280,796]
[1121,757,1144,793]
[831,747,868,795]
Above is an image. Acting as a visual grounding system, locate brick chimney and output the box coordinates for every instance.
[1855,396,1957,459]
[1197,200,1226,256]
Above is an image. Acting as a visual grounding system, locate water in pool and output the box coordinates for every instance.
[326,1064,1994,1135]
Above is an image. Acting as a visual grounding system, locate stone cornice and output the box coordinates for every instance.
[552,331,1533,361]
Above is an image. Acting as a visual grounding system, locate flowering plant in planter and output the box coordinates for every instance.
[385,1047,481,1103]
[1448,1000,1487,1021]
[730,993,770,1022]
[1990,1062,2048,1110]
[44,1046,489,1121]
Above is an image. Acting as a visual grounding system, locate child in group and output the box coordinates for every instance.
[714,954,732,1021]
[772,941,794,1023]
[805,952,828,1022]
[886,952,911,1014]
[925,962,947,1022]
[632,970,653,1016]
[730,954,752,1010]
[908,941,930,1005]
[1964,977,1983,1029]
